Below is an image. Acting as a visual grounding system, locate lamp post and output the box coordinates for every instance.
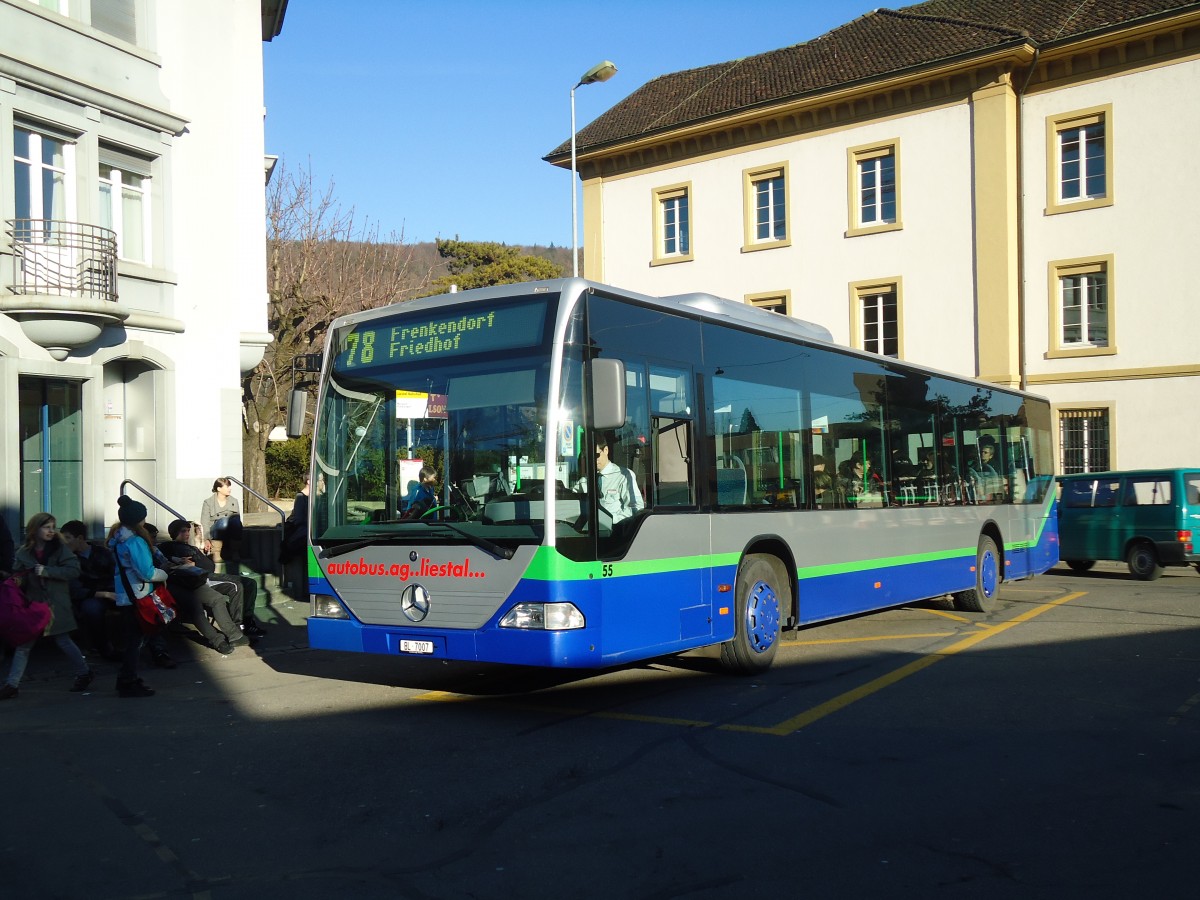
[571,59,617,278]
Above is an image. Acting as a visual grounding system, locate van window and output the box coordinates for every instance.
[1094,479,1121,507]
[1125,477,1172,506]
[1062,479,1096,508]
[1186,475,1200,506]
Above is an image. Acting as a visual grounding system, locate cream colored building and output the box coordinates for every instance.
[0,0,285,536]
[548,0,1200,473]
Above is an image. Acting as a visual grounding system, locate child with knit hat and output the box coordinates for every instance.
[106,495,167,697]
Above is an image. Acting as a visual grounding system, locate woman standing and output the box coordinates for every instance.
[1,513,89,700]
[200,477,241,567]
[108,496,166,697]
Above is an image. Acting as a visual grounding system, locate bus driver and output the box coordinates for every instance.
[575,433,644,524]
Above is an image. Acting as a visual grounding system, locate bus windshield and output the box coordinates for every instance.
[309,294,588,553]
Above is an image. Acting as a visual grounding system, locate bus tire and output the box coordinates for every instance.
[1065,559,1095,573]
[720,554,786,675]
[1126,541,1163,580]
[953,535,1000,613]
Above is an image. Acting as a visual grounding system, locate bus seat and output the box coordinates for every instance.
[716,466,747,506]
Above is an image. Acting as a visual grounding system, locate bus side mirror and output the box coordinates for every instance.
[286,389,308,438]
[590,359,626,430]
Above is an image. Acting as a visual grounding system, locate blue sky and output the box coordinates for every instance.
[264,0,886,247]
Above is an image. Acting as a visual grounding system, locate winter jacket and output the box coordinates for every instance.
[14,538,81,636]
[108,527,166,607]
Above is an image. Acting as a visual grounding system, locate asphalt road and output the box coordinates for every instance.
[3,562,1198,899]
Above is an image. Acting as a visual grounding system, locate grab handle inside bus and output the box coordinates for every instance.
[590,359,626,430]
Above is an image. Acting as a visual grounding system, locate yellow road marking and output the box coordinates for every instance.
[782,632,955,647]
[413,689,468,702]
[918,607,972,623]
[1168,691,1200,726]
[723,591,1086,736]
[412,592,1086,737]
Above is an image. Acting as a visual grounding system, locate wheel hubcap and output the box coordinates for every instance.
[746,580,781,653]
[980,550,999,598]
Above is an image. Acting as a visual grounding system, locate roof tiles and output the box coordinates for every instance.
[548,0,1199,158]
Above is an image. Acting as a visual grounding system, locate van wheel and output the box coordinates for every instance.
[719,554,787,674]
[1127,542,1163,580]
[1065,559,1095,573]
[953,535,1000,612]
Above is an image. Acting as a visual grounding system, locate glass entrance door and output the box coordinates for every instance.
[19,377,83,525]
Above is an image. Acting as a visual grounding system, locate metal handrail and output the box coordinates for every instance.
[226,477,287,528]
[227,476,286,578]
[120,477,287,580]
[118,480,188,525]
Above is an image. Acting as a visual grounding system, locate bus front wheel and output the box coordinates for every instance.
[1127,541,1163,580]
[953,535,1000,613]
[720,554,787,674]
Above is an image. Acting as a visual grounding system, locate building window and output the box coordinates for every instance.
[849,280,902,358]
[1046,106,1113,214]
[847,141,900,236]
[745,291,791,316]
[98,147,153,263]
[652,183,693,265]
[742,163,789,251]
[1047,256,1115,358]
[1059,408,1110,474]
[13,124,77,235]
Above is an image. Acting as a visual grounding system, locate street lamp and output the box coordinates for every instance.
[571,59,617,278]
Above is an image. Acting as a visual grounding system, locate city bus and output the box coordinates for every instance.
[291,278,1058,673]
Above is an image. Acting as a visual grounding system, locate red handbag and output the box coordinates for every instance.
[0,576,53,646]
[116,560,179,634]
[132,584,178,634]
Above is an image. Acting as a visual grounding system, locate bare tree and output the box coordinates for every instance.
[241,163,433,510]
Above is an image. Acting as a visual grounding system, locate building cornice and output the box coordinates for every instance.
[0,55,188,135]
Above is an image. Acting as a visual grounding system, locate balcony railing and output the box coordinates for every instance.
[5,219,118,303]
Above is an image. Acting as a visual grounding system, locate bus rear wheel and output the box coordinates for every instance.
[1065,559,1095,573]
[1126,541,1163,580]
[720,554,787,674]
[953,535,1000,613]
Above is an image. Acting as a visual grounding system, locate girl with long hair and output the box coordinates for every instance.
[1,513,89,700]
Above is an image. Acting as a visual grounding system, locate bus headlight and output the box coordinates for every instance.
[499,602,585,630]
[311,594,350,619]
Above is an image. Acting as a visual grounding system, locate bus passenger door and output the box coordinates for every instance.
[653,416,692,507]
[652,416,709,640]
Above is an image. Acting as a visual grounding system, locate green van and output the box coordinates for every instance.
[1057,469,1200,580]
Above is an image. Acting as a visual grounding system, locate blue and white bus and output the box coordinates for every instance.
[293,279,1058,673]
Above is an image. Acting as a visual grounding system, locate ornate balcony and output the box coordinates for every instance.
[2,218,129,359]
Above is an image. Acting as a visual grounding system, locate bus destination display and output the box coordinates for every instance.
[335,299,547,370]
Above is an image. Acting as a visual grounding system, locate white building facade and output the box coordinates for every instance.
[552,1,1200,473]
[0,0,284,536]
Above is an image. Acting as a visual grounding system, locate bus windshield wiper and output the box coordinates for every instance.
[319,534,412,560]
[318,523,514,561]
[416,520,515,559]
